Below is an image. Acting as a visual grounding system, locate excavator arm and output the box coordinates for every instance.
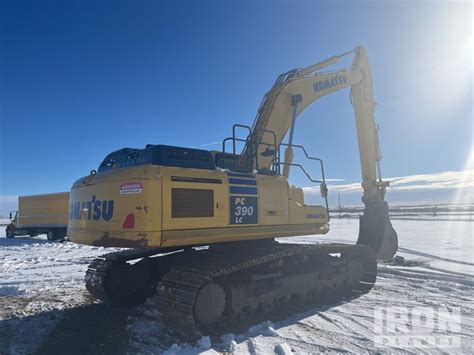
[242,46,398,260]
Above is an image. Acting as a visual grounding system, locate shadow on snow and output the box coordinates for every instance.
[0,292,367,354]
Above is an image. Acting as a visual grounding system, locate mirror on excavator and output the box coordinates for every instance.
[260,147,276,157]
[320,183,328,198]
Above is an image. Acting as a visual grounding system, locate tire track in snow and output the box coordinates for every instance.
[398,247,474,266]
[289,319,384,353]
[379,267,474,286]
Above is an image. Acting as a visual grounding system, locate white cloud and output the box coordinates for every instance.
[323,182,361,192]
[387,170,474,189]
[303,169,474,206]
[195,141,222,148]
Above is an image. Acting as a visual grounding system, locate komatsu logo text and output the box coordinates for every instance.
[313,74,347,92]
[70,195,114,221]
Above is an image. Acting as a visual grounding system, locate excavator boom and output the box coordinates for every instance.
[242,46,398,260]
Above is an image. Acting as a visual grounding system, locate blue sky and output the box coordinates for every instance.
[0,0,472,214]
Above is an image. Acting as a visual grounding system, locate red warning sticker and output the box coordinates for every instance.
[120,182,143,195]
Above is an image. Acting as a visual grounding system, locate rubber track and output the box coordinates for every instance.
[85,248,162,302]
[156,243,376,339]
[84,243,376,340]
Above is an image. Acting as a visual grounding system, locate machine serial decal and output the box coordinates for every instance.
[70,195,114,221]
[230,196,258,224]
[228,173,258,225]
[313,74,347,92]
[120,182,143,195]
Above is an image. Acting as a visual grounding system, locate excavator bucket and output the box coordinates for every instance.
[356,203,398,260]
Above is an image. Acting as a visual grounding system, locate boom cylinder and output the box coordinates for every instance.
[282,94,302,179]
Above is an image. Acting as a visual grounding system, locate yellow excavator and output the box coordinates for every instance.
[68,46,398,337]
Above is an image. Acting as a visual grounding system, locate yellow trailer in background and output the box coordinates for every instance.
[6,192,69,241]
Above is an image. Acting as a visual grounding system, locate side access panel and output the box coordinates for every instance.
[289,186,306,225]
[161,168,228,231]
[256,175,289,226]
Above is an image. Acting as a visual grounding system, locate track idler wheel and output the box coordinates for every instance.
[194,283,226,326]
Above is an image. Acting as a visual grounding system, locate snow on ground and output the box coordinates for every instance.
[0,234,122,354]
[0,219,11,226]
[0,236,119,296]
[1,219,473,354]
[288,219,474,275]
[127,219,474,354]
